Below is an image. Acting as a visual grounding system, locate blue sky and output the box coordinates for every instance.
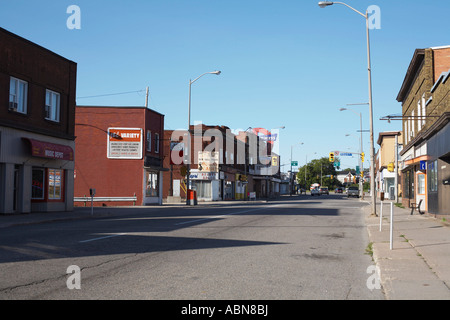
[1,0,449,171]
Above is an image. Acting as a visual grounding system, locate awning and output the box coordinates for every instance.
[23,138,74,161]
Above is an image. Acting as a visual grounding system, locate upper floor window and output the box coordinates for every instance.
[9,77,28,114]
[45,89,60,122]
[155,133,160,153]
[146,130,152,151]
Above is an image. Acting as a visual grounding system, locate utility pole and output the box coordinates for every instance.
[145,87,149,108]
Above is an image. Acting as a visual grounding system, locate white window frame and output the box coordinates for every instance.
[45,89,60,122]
[9,77,28,114]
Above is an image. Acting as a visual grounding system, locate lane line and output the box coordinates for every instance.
[79,233,127,243]
[174,205,281,226]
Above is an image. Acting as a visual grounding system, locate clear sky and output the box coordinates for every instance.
[1,0,449,171]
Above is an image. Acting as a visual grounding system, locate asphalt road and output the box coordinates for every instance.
[0,194,384,300]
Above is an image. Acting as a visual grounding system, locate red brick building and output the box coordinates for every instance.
[0,27,77,214]
[74,106,165,206]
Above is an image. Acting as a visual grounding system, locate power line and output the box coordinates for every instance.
[76,89,145,100]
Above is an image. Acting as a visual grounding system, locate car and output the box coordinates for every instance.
[347,186,360,198]
[335,187,343,193]
[319,187,329,195]
[311,188,320,196]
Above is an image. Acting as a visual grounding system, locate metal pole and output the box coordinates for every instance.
[390,201,394,250]
[366,11,377,216]
[394,134,399,203]
[379,200,383,231]
[186,79,192,205]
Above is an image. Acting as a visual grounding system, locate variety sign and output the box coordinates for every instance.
[107,128,143,159]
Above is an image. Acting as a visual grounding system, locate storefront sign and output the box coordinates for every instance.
[107,128,143,159]
[189,172,219,180]
[198,151,219,172]
[23,138,74,161]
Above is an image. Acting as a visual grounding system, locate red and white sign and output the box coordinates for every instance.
[107,128,143,159]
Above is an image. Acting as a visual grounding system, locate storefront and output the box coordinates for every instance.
[0,127,75,214]
[189,170,221,201]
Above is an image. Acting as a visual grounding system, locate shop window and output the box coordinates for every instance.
[192,180,212,199]
[417,173,425,195]
[428,160,438,192]
[48,169,63,200]
[146,172,159,197]
[32,168,45,199]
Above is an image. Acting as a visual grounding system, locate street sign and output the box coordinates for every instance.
[420,160,426,171]
[291,161,298,166]
[340,152,353,157]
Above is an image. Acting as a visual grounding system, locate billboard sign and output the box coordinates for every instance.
[107,128,143,159]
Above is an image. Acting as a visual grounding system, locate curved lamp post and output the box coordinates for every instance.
[186,71,221,205]
[319,1,376,216]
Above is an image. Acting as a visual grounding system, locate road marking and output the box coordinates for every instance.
[175,205,280,226]
[79,233,127,243]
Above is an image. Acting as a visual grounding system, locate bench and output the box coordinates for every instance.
[410,199,423,215]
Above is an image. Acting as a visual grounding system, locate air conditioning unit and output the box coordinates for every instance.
[9,102,18,111]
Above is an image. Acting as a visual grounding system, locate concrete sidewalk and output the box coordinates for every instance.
[364,199,450,300]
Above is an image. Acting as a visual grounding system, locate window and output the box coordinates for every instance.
[48,169,63,200]
[9,77,28,114]
[146,171,159,197]
[417,174,425,195]
[428,160,438,192]
[192,180,212,199]
[421,93,426,128]
[45,90,60,122]
[32,169,45,199]
[417,99,422,131]
[146,130,152,152]
[155,133,160,153]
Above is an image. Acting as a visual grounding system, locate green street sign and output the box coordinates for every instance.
[291,161,298,166]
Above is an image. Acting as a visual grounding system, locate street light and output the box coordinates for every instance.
[290,142,304,195]
[319,1,376,216]
[340,107,364,198]
[186,70,221,205]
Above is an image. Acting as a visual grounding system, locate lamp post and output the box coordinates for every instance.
[290,142,304,195]
[186,70,221,205]
[340,107,364,198]
[319,1,376,216]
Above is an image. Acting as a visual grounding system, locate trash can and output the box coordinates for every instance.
[187,189,197,206]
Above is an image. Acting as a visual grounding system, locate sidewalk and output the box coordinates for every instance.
[364,198,450,300]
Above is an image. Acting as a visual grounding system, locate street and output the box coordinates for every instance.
[0,195,384,300]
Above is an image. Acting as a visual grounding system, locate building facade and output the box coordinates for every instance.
[376,131,403,201]
[0,27,77,214]
[162,124,280,202]
[396,46,450,216]
[74,106,165,206]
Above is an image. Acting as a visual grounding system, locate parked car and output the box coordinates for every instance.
[319,187,329,195]
[347,186,360,198]
[311,188,320,196]
[335,187,343,193]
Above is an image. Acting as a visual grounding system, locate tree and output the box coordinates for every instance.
[296,157,338,189]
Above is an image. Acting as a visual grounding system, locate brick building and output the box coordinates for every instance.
[0,27,77,214]
[74,106,165,206]
[396,45,450,215]
[162,124,280,202]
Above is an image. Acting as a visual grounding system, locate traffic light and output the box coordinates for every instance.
[329,152,335,162]
[361,152,365,162]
